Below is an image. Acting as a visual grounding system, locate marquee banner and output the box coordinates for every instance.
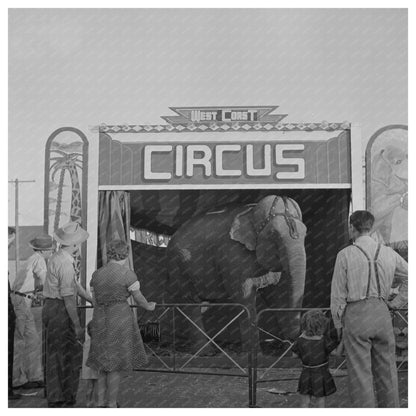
[98,131,351,187]
[98,106,352,188]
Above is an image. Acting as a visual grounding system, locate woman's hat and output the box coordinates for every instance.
[53,222,89,246]
[29,234,55,250]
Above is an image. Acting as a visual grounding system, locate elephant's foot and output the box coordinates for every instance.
[172,339,217,356]
[188,342,218,356]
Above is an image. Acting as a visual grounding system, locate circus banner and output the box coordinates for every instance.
[98,105,353,189]
[366,125,408,245]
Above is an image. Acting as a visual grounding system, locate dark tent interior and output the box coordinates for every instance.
[127,189,351,348]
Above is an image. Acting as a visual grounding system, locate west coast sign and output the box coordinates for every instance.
[161,106,288,124]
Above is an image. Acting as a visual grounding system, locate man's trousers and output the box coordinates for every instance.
[42,298,82,406]
[12,295,43,385]
[344,298,399,407]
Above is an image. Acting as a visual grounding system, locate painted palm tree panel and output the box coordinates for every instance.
[44,128,89,284]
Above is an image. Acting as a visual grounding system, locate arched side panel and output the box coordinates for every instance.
[44,127,89,287]
[365,125,408,244]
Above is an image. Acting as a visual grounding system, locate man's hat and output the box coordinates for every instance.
[53,222,89,246]
[29,234,55,250]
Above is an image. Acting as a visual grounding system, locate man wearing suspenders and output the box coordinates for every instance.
[331,210,408,407]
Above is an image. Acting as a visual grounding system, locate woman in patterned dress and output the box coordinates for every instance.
[87,240,156,408]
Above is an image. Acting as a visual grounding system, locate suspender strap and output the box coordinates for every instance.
[373,244,382,298]
[353,245,372,298]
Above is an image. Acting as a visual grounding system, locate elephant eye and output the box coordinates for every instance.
[395,159,402,165]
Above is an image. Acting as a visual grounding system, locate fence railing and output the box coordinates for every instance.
[251,307,408,407]
[76,302,256,406]
[41,304,407,407]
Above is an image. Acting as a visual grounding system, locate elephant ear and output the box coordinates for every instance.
[372,150,392,187]
[229,206,257,251]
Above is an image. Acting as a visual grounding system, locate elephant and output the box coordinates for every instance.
[165,195,307,353]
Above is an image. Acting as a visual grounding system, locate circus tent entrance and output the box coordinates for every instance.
[96,187,350,348]
[91,108,361,349]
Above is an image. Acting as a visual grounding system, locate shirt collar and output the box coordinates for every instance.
[354,235,375,245]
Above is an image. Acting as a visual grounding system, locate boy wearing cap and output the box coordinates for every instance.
[11,234,54,390]
[43,222,92,407]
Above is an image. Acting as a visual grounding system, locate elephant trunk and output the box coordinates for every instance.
[287,244,306,308]
[279,243,306,340]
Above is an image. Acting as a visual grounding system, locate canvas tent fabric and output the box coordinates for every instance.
[98,191,133,269]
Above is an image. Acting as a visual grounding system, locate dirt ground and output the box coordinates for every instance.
[9,367,408,408]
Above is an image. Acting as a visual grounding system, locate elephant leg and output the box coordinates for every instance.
[167,266,216,354]
[175,304,216,355]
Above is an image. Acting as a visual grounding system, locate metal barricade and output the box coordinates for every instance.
[42,304,406,407]
[252,307,408,408]
[392,308,408,370]
[75,302,256,406]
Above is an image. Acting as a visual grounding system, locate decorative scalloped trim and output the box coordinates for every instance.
[99,121,351,134]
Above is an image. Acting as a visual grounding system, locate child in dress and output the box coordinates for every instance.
[81,320,99,407]
[292,310,338,408]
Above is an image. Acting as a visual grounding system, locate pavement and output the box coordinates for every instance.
[9,367,408,408]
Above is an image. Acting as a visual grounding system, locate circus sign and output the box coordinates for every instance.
[98,131,352,187]
[161,106,288,124]
[97,105,354,189]
[143,143,306,181]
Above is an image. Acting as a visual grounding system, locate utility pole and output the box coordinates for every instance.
[8,179,36,277]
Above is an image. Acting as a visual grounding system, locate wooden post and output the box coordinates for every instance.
[8,179,36,276]
[350,123,365,211]
[14,179,19,276]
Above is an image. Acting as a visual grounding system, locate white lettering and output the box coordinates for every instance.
[144,145,172,180]
[247,110,256,121]
[222,110,231,122]
[196,111,218,121]
[215,145,242,176]
[231,111,248,121]
[143,143,306,182]
[186,145,212,177]
[246,144,271,176]
[175,145,183,177]
[275,144,305,179]
[191,110,200,122]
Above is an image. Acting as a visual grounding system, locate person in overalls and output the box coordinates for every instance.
[11,234,54,389]
[43,222,93,407]
[331,210,408,407]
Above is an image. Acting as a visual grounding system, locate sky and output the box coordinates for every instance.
[8,8,408,225]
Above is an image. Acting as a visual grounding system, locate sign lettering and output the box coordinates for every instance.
[144,143,305,181]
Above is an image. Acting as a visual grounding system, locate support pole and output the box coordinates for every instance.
[14,179,19,277]
[8,179,36,276]
[248,306,258,408]
[350,123,365,211]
